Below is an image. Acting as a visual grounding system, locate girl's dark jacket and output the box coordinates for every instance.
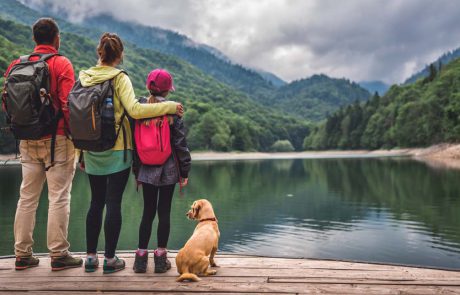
[132,96,191,186]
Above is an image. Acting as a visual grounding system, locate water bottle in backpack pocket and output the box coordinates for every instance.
[101,97,117,145]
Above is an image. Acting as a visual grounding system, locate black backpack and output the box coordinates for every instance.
[68,70,127,158]
[2,53,63,170]
[2,53,62,140]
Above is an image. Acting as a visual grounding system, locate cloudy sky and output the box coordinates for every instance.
[21,0,460,84]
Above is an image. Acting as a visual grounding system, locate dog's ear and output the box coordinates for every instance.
[193,201,202,218]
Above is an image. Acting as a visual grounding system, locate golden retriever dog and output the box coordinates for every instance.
[176,199,220,282]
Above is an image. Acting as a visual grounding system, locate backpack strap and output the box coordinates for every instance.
[19,55,30,63]
[115,111,128,162]
[45,109,63,171]
[39,53,60,61]
[110,70,129,162]
[18,53,60,63]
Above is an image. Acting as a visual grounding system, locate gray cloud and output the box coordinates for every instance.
[20,0,460,83]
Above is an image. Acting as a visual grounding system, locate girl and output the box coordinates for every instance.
[81,33,184,274]
[132,69,191,273]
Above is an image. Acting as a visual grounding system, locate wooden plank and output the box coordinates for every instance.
[268,277,460,286]
[1,268,459,282]
[0,291,297,295]
[0,293,293,295]
[1,281,460,294]
[1,253,456,272]
[1,276,460,286]
[0,276,267,283]
[2,255,457,274]
[1,266,458,281]
[1,255,459,294]
[1,257,455,276]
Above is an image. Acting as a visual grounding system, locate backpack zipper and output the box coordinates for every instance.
[159,127,163,152]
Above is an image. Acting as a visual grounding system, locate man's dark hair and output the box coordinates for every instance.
[32,18,59,45]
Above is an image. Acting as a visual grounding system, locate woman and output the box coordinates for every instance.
[81,33,183,274]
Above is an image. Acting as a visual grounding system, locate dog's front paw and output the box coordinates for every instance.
[205,269,217,276]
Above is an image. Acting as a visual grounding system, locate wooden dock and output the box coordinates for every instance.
[0,252,459,294]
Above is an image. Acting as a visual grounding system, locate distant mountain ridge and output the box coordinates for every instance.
[404,47,460,84]
[271,74,371,121]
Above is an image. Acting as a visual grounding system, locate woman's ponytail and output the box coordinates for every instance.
[97,32,124,65]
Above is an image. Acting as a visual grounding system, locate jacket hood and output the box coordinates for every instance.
[79,66,123,87]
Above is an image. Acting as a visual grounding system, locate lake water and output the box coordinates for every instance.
[1,158,460,269]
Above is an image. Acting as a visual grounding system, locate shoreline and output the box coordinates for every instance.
[1,143,460,168]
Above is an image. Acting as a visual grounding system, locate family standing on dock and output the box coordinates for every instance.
[2,18,191,274]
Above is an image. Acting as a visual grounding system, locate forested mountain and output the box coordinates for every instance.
[358,80,390,96]
[271,75,371,121]
[404,48,460,84]
[81,15,278,100]
[304,57,460,150]
[0,0,374,120]
[0,17,310,154]
[0,0,378,155]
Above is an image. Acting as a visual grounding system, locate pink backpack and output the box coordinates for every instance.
[134,115,172,165]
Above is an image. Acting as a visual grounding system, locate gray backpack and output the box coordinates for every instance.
[3,53,62,140]
[68,71,127,157]
[3,53,63,170]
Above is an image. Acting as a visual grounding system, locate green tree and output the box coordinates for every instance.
[270,140,295,152]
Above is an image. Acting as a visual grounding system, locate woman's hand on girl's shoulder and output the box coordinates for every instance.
[176,103,184,117]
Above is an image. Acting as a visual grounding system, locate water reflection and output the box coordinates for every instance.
[0,158,459,269]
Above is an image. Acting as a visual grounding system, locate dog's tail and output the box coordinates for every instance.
[176,273,201,282]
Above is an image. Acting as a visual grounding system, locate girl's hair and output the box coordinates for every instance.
[97,32,124,65]
[149,89,168,97]
[145,95,174,125]
[147,95,162,104]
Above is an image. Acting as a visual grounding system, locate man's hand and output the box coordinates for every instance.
[176,103,184,117]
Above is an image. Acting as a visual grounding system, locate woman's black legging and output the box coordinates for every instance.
[138,183,175,249]
[86,168,130,258]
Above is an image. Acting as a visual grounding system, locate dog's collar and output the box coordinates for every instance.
[199,217,218,223]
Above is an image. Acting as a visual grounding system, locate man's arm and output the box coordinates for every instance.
[56,57,75,129]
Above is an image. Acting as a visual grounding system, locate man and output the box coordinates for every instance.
[3,18,82,270]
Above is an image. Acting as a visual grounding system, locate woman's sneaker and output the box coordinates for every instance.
[15,255,39,270]
[85,256,99,272]
[103,256,125,274]
[133,252,148,273]
[154,251,171,273]
[51,254,83,271]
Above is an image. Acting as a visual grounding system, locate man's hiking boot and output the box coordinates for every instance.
[85,256,99,273]
[133,252,148,273]
[51,254,83,271]
[154,252,171,273]
[15,255,39,270]
[103,256,125,274]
